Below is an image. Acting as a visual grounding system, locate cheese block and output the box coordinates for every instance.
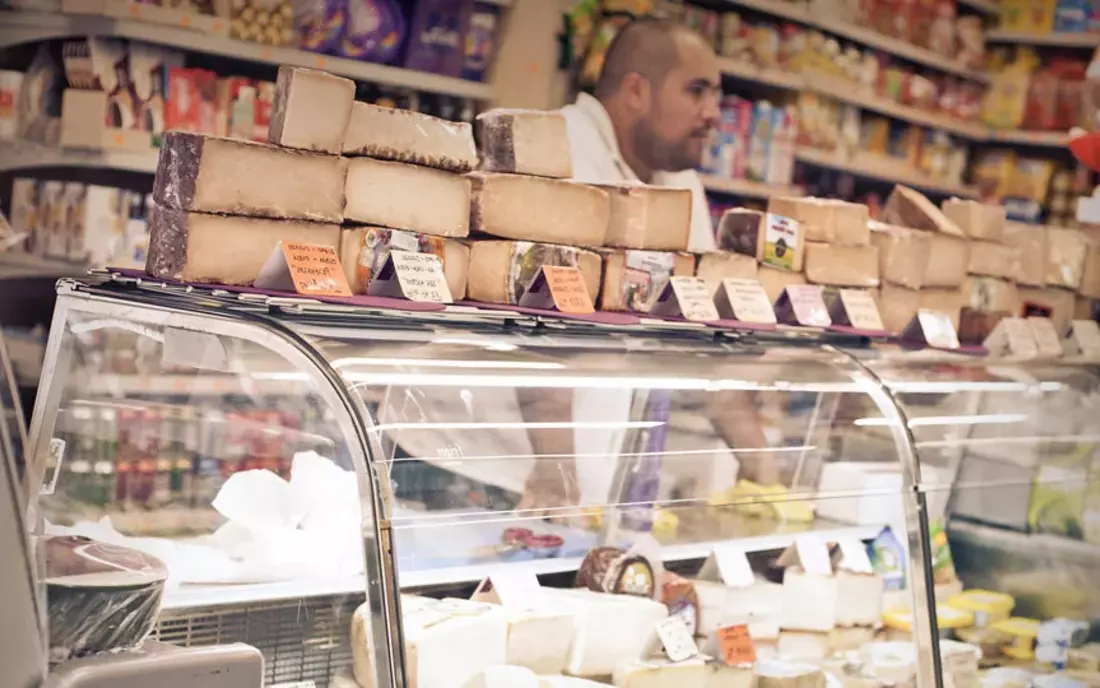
[1002,221,1046,286]
[925,233,970,288]
[153,132,347,223]
[942,198,1006,241]
[268,66,354,155]
[613,659,753,688]
[477,109,573,179]
[919,288,965,330]
[504,610,576,675]
[967,240,1020,280]
[1080,239,1100,298]
[146,205,341,285]
[538,678,608,688]
[694,577,783,638]
[883,185,964,236]
[835,570,883,627]
[600,249,695,312]
[829,626,876,652]
[768,197,870,245]
[339,227,469,298]
[717,208,805,271]
[1047,227,1089,289]
[463,666,540,688]
[964,276,1019,314]
[1019,287,1076,332]
[343,101,477,172]
[777,631,831,660]
[758,264,807,304]
[869,221,931,290]
[597,183,691,251]
[803,243,880,287]
[539,588,667,677]
[695,252,757,295]
[345,158,470,237]
[471,174,609,248]
[467,240,601,305]
[780,567,838,633]
[754,659,827,688]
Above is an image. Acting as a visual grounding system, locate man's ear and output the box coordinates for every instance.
[619,72,652,114]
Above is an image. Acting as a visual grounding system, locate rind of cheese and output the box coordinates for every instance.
[344,157,471,237]
[918,288,965,330]
[596,183,691,251]
[470,173,610,248]
[466,240,601,305]
[869,221,931,290]
[477,109,573,179]
[768,197,870,245]
[883,185,964,236]
[339,227,470,298]
[695,252,758,296]
[924,233,970,288]
[504,611,576,675]
[1002,221,1047,286]
[1046,226,1089,289]
[803,243,880,287]
[758,264,806,304]
[154,132,347,223]
[599,250,695,312]
[967,240,1020,280]
[878,283,921,334]
[343,101,477,173]
[146,205,340,285]
[964,276,1020,314]
[612,659,709,688]
[942,198,1006,241]
[268,66,354,155]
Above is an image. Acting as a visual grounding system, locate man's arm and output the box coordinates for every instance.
[705,390,784,486]
[515,387,579,517]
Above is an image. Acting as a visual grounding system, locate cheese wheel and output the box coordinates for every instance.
[268,66,354,154]
[466,240,601,306]
[477,109,573,179]
[344,158,471,238]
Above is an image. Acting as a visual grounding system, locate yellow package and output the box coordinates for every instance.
[1008,158,1056,202]
[992,617,1041,660]
[981,49,1040,129]
[947,590,1016,627]
[972,150,1018,201]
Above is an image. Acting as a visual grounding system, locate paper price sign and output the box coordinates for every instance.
[717,624,756,666]
[1028,317,1063,358]
[255,241,352,297]
[776,285,831,327]
[716,278,776,324]
[518,265,594,313]
[367,251,453,303]
[652,276,719,322]
[1068,319,1100,358]
[838,289,884,331]
[654,615,699,662]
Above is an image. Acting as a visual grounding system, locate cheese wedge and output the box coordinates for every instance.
[777,631,831,660]
[538,677,609,688]
[477,109,573,179]
[268,66,354,155]
[768,196,870,245]
[153,132,347,223]
[758,264,806,304]
[780,568,838,633]
[466,240,601,305]
[599,249,695,312]
[613,659,709,688]
[754,659,827,688]
[597,183,691,251]
[146,205,340,285]
[471,174,610,248]
[339,227,469,298]
[695,252,758,295]
[344,157,471,237]
[918,288,965,330]
[883,185,964,236]
[964,276,1019,314]
[504,610,576,675]
[878,284,920,334]
[343,101,477,173]
[835,569,883,627]
[803,243,880,287]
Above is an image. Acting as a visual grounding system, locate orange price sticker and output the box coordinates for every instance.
[717,624,756,666]
[179,14,191,27]
[110,132,124,146]
[542,265,594,314]
[127,3,140,16]
[314,55,327,68]
[282,242,352,297]
[212,19,224,31]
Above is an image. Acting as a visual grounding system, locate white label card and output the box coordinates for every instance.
[652,276,719,322]
[367,251,453,303]
[1028,317,1063,358]
[474,570,544,610]
[1067,319,1100,358]
[902,309,960,349]
[655,615,699,662]
[983,317,1038,358]
[835,537,873,574]
[713,543,755,587]
[715,278,777,324]
[795,535,833,576]
[775,285,831,328]
[835,289,885,331]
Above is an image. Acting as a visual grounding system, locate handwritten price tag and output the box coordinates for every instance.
[1028,317,1063,358]
[903,309,960,350]
[1068,319,1100,358]
[652,276,719,322]
[654,616,699,662]
[717,624,756,666]
[984,317,1037,358]
[543,265,594,313]
[255,241,352,297]
[366,251,453,303]
[777,284,831,327]
[838,289,884,331]
[716,278,776,324]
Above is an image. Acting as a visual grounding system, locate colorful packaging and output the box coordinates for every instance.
[165,67,217,135]
[347,227,446,293]
[298,0,347,54]
[869,525,906,591]
[403,0,472,78]
[746,101,774,182]
[618,250,679,312]
[342,0,405,63]
[0,70,24,141]
[507,241,581,304]
[767,105,797,185]
[461,2,498,81]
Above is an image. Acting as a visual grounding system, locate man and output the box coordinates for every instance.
[562,17,722,252]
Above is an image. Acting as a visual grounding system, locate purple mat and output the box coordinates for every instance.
[455,300,643,325]
[829,324,891,338]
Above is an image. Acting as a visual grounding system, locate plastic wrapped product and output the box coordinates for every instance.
[338,227,469,297]
[344,157,471,237]
[596,183,691,251]
[343,101,477,172]
[44,535,168,660]
[803,242,880,287]
[465,240,601,305]
[340,0,405,63]
[146,205,340,284]
[967,240,1020,280]
[153,131,347,223]
[1002,221,1047,286]
[869,220,931,290]
[599,249,695,312]
[476,109,573,179]
[470,174,609,248]
[942,198,1006,241]
[1046,226,1089,289]
[268,66,354,154]
[695,251,757,296]
[883,185,965,236]
[576,546,655,597]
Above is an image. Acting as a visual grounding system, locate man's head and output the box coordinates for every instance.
[595,18,721,174]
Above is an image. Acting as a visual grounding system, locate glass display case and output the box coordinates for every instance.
[16,274,1100,688]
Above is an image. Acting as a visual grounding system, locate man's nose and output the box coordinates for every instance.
[701,93,720,125]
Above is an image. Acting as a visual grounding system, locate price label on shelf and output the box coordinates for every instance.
[518,265,594,313]
[474,570,544,610]
[776,285,831,328]
[715,278,776,324]
[655,616,699,662]
[1067,319,1100,358]
[1028,317,1063,358]
[794,535,832,576]
[835,289,885,332]
[836,537,873,574]
[717,624,756,666]
[651,276,719,322]
[255,241,352,297]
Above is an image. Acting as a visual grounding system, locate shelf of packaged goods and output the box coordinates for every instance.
[160,521,882,610]
[985,29,1100,47]
[0,140,159,174]
[724,0,988,82]
[986,129,1070,147]
[0,10,496,100]
[795,146,979,197]
[700,174,805,199]
[0,252,87,279]
[957,0,998,14]
[718,57,803,90]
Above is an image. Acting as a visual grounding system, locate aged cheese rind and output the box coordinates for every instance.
[883,185,964,236]
[1002,221,1047,286]
[338,227,470,298]
[471,174,609,247]
[695,252,758,295]
[146,204,340,284]
[343,102,477,173]
[755,659,827,688]
[477,109,573,179]
[466,240,601,305]
[758,264,807,304]
[803,243,880,287]
[600,250,695,312]
[1046,227,1089,289]
[268,66,354,155]
[597,183,691,251]
[345,157,471,237]
[924,234,970,288]
[869,221,931,289]
[967,240,1020,280]
[942,198,1006,241]
[154,132,347,222]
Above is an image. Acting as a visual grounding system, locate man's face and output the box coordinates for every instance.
[633,32,721,172]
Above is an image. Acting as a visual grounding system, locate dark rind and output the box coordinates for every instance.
[153,131,203,212]
[267,65,293,147]
[476,113,517,173]
[576,546,624,593]
[718,210,763,257]
[469,173,488,235]
[146,202,189,280]
[348,143,476,173]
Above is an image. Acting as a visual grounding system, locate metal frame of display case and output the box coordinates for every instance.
[21,274,949,688]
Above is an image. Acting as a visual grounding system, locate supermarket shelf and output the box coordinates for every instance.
[957,0,998,14]
[700,174,805,198]
[718,57,803,90]
[795,146,979,197]
[985,29,1100,47]
[0,252,87,280]
[0,10,496,99]
[161,522,881,610]
[0,140,159,174]
[986,129,1069,147]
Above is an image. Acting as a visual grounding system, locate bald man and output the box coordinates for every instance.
[562,17,722,251]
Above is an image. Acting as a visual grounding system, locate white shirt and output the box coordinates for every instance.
[560,93,717,252]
